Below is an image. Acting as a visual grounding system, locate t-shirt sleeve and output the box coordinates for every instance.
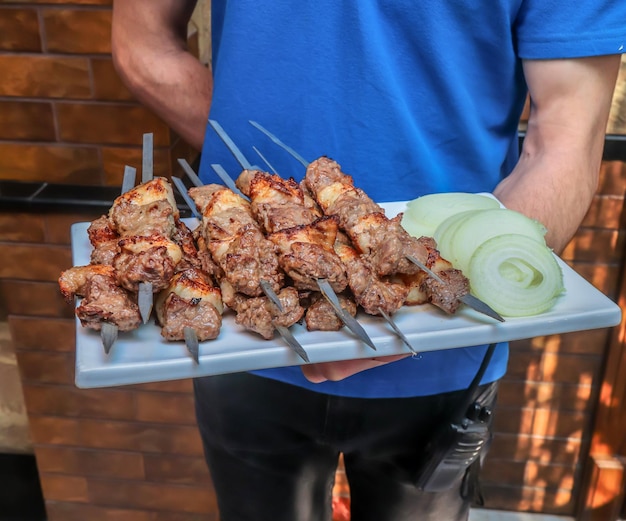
[515,0,626,59]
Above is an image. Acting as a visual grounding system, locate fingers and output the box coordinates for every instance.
[301,354,409,383]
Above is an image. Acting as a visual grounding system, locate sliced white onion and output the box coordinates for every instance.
[402,192,499,238]
[467,234,564,317]
[435,208,547,273]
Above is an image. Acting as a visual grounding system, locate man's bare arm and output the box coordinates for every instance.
[494,55,621,254]
[111,0,211,150]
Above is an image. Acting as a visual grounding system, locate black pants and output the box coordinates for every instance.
[193,372,497,521]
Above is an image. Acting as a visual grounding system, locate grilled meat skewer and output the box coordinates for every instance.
[155,268,224,363]
[207,122,375,348]
[188,183,308,358]
[249,121,502,321]
[59,264,142,353]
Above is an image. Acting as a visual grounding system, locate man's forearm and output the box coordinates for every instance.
[494,55,621,254]
[112,0,212,151]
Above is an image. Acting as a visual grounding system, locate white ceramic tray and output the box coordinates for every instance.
[72,201,622,388]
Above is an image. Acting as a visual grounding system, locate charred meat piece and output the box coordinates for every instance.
[268,216,347,292]
[109,177,179,235]
[172,219,202,271]
[400,237,470,314]
[229,286,305,340]
[113,234,182,292]
[334,240,408,316]
[87,215,120,265]
[304,292,357,332]
[155,268,223,341]
[59,265,141,332]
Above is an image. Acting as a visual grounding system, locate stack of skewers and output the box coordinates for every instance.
[60,125,503,366]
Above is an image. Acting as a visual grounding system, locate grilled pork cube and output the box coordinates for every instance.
[304,293,357,332]
[400,236,470,313]
[268,216,347,292]
[58,265,141,332]
[155,268,223,341]
[87,215,120,265]
[334,242,408,316]
[109,177,179,238]
[171,219,201,271]
[113,234,183,292]
[229,286,304,340]
[247,172,317,232]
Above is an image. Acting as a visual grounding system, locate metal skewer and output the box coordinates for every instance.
[208,121,376,349]
[100,165,139,354]
[175,157,308,361]
[249,120,504,323]
[137,134,155,323]
[184,326,200,364]
[177,158,204,188]
[101,322,118,355]
[317,279,376,350]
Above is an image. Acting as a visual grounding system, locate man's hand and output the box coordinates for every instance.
[301,354,410,383]
[111,0,211,150]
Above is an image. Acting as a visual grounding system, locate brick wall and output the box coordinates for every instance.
[0,1,198,187]
[2,208,219,521]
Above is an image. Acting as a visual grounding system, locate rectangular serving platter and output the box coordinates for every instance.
[73,201,622,389]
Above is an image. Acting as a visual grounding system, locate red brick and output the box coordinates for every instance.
[10,317,75,352]
[0,143,100,184]
[39,474,89,503]
[56,103,172,146]
[87,478,217,514]
[36,446,145,480]
[16,351,74,385]
[0,101,55,141]
[45,502,152,521]
[493,406,587,438]
[0,212,45,243]
[0,8,41,51]
[0,55,90,98]
[22,384,136,420]
[488,433,581,465]
[0,243,71,280]
[1,280,72,318]
[42,8,112,54]
[143,454,211,485]
[135,392,197,425]
[29,417,205,455]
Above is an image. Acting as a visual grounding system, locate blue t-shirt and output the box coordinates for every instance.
[199,1,626,398]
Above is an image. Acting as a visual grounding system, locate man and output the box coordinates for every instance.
[111,2,625,520]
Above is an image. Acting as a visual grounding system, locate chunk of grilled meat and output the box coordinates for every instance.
[399,236,469,314]
[58,265,141,332]
[227,285,305,340]
[87,215,119,265]
[268,217,347,292]
[188,184,283,297]
[172,219,202,271]
[155,268,223,341]
[113,234,183,292]
[334,239,409,316]
[303,292,357,332]
[109,177,179,237]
